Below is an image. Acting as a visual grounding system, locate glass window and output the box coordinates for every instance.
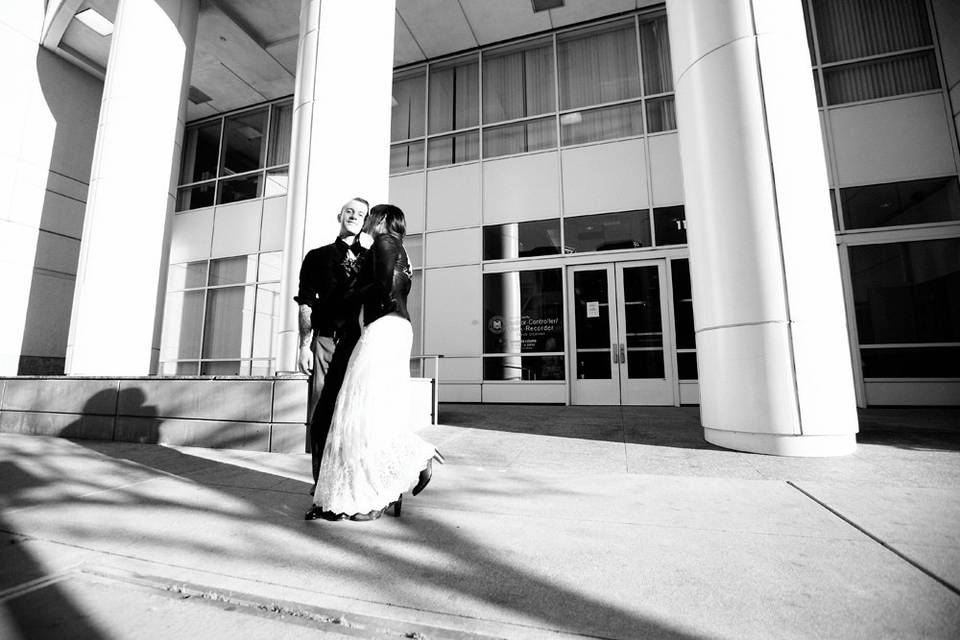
[860,346,960,378]
[483,117,556,159]
[180,121,220,184]
[427,131,479,168]
[483,355,564,381]
[409,270,423,358]
[483,269,564,357]
[483,220,561,259]
[670,259,695,350]
[653,206,686,245]
[201,285,256,360]
[849,238,960,346]
[482,38,555,124]
[841,177,960,230]
[405,234,424,268]
[646,96,676,133]
[257,251,282,282]
[251,282,280,360]
[560,102,643,146]
[176,182,215,211]
[201,361,242,376]
[428,55,479,134]
[220,108,267,176]
[392,68,426,141]
[209,256,257,286]
[638,16,672,95]
[168,261,207,290]
[823,51,939,104]
[217,173,262,205]
[264,168,288,197]
[812,0,932,64]
[391,141,425,173]
[564,211,651,253]
[266,101,293,166]
[557,19,640,110]
[160,290,204,361]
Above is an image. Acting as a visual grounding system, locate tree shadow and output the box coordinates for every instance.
[0,460,109,640]
[0,437,708,640]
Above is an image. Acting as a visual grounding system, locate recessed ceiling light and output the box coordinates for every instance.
[76,8,113,36]
[531,0,564,12]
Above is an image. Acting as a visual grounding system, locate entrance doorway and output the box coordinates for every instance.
[568,260,676,405]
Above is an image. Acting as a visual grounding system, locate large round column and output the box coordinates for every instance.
[666,0,858,456]
[66,0,198,375]
[276,0,396,373]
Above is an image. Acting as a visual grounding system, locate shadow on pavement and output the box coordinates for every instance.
[1,439,708,640]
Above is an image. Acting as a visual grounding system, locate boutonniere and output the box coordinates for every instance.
[340,253,362,279]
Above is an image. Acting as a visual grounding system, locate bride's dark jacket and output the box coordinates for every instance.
[349,233,412,326]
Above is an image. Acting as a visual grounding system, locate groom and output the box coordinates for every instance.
[295,197,370,486]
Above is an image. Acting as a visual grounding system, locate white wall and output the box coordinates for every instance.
[0,6,102,375]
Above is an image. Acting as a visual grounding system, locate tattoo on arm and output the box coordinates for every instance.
[298,304,312,348]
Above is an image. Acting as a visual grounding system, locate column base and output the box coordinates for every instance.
[704,428,857,457]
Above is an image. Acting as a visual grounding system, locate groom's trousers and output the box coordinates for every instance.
[308,330,360,484]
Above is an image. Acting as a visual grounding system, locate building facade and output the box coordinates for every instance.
[3,1,959,455]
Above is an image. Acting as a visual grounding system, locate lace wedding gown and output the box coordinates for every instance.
[312,233,436,517]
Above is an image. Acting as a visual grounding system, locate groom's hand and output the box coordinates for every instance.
[358,231,373,249]
[298,344,314,375]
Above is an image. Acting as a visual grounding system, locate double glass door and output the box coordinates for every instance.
[569,260,675,405]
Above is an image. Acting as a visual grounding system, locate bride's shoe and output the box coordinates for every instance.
[412,459,433,496]
[350,508,383,521]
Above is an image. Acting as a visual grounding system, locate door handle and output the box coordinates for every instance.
[612,343,619,363]
[619,344,626,363]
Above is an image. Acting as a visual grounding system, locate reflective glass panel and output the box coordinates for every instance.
[393,68,426,141]
[638,16,673,95]
[427,131,479,167]
[160,290,204,361]
[201,285,256,359]
[861,346,960,378]
[557,19,640,110]
[483,219,561,259]
[201,361,242,376]
[176,182,215,211]
[572,269,611,379]
[258,252,283,282]
[849,238,960,344]
[560,102,643,146]
[670,259,695,350]
[646,96,676,133]
[175,361,199,375]
[180,121,220,184]
[390,141,425,173]
[409,270,423,358]
[267,101,293,166]
[252,282,279,360]
[405,235,424,268]
[217,173,262,205]
[564,211,651,253]
[168,261,207,290]
[621,265,664,378]
[841,177,960,230]
[221,108,267,175]
[483,269,563,355]
[654,206,686,245]
[824,51,939,105]
[483,117,556,159]
[812,0,931,64]
[209,256,257,286]
[483,37,555,123]
[428,55,479,134]
[264,168,288,197]
[483,355,565,381]
[677,352,698,380]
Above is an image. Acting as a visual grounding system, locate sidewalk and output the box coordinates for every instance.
[1,405,958,639]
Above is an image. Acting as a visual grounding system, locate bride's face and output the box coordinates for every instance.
[364,215,386,236]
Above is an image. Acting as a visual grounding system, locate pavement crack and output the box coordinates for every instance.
[785,480,960,597]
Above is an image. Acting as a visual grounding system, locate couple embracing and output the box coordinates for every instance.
[296,198,443,522]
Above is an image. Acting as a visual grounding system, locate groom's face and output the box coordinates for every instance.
[338,200,368,237]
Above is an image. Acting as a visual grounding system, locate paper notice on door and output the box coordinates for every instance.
[586,301,599,318]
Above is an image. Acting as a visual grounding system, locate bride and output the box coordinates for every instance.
[306,204,442,522]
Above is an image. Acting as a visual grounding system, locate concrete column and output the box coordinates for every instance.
[0,5,58,374]
[66,0,198,375]
[276,0,396,373]
[666,0,858,456]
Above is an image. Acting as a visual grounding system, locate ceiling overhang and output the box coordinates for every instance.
[41,0,661,121]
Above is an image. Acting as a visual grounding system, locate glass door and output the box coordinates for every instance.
[568,260,675,405]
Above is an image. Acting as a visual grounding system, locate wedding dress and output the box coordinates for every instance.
[312,233,436,517]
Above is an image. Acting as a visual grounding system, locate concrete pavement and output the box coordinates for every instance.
[1,405,959,639]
